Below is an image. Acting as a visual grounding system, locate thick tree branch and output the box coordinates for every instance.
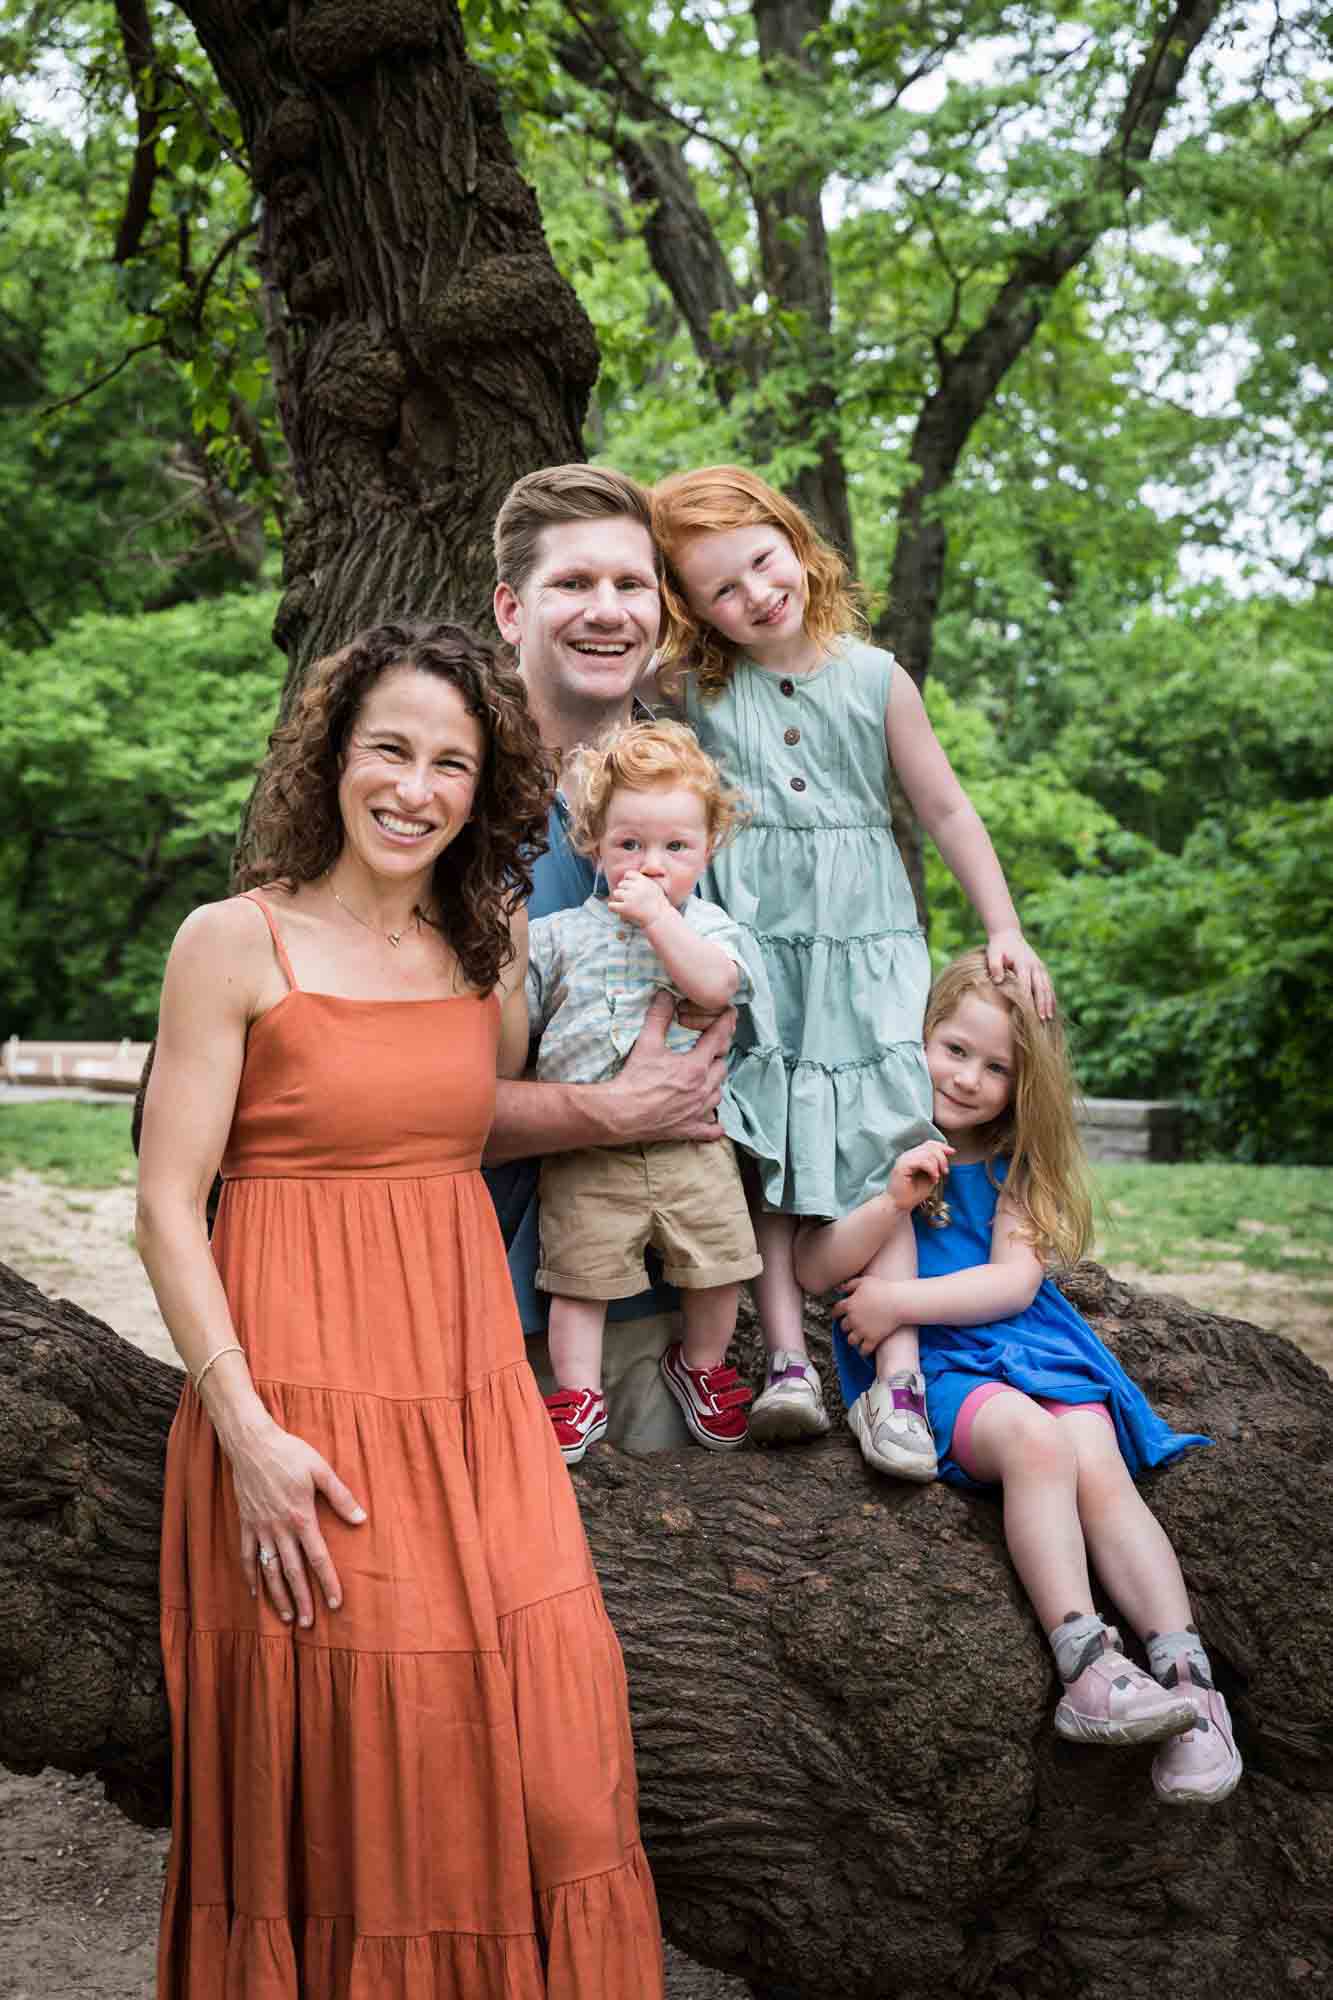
[112,0,166,265]
[750,0,855,561]
[882,0,1225,685]
[1,1260,1331,1999]
[553,0,754,395]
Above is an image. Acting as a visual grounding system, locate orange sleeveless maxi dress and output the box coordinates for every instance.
[157,892,665,1998]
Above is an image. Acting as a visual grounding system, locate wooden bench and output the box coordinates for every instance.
[2,1037,150,1092]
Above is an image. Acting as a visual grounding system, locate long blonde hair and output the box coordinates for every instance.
[652,465,863,697]
[926,950,1093,1266]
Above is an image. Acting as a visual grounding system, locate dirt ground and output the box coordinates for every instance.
[0,1168,1326,1999]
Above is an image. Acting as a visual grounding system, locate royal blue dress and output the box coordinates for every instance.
[831,1159,1211,1491]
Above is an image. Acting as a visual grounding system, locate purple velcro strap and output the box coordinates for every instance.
[891,1387,926,1416]
[771,1362,809,1383]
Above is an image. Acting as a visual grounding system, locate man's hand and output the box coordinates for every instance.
[608,989,733,1144]
[888,1140,953,1212]
[608,869,672,929]
[834,1275,911,1354]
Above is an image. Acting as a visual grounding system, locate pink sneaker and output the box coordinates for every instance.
[1054,1627,1198,1747]
[1152,1662,1243,1805]
[660,1344,752,1450]
[544,1386,608,1464]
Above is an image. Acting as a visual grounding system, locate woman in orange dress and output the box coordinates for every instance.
[136,621,665,1999]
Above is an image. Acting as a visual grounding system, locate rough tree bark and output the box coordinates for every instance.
[172,0,600,689]
[2,1256,1329,1999]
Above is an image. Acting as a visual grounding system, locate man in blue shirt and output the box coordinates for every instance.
[483,465,734,1452]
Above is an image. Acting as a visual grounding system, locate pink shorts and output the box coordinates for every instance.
[951,1382,1115,1482]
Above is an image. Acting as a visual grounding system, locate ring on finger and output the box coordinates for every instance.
[258,1546,277,1569]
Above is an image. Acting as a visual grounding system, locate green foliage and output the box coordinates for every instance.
[1,15,279,645]
[0,591,282,1038]
[2,0,1330,1169]
[1032,797,1333,1163]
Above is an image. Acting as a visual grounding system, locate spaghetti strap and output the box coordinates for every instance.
[242,889,299,991]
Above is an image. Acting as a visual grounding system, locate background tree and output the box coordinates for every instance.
[1,0,1330,1142]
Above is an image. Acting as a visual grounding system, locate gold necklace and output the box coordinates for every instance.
[327,877,422,949]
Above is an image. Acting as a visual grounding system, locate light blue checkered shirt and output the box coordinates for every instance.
[528,893,752,1084]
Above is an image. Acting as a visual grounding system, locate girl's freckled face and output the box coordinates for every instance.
[925,992,1016,1153]
[673,524,808,654]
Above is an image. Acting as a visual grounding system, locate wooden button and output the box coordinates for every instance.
[784,726,800,745]
[780,678,795,696]
[790,776,806,792]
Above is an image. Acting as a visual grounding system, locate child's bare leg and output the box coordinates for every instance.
[862,1211,923,1386]
[966,1393,1096,1629]
[1061,1412,1193,1637]
[544,1296,611,1464]
[547,1295,608,1389]
[661,1283,752,1450]
[792,1195,898,1294]
[968,1394,1201,1749]
[746,1198,830,1442]
[749,1205,806,1358]
[680,1282,741,1370]
[809,1206,937,1481]
[1059,1413,1246,1801]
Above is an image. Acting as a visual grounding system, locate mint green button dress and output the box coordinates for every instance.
[682,638,939,1219]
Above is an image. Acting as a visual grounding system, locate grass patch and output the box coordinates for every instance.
[1092,1163,1333,1278]
[0,1102,137,1187]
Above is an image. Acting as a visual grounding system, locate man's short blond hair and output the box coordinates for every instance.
[493,464,657,595]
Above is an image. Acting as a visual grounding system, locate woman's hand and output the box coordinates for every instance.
[226,1413,368,1627]
[835,1275,910,1354]
[888,1140,953,1212]
[985,928,1055,1019]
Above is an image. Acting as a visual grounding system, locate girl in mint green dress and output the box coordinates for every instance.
[650,465,1052,1469]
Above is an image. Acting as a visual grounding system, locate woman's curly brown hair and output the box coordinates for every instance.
[234,621,554,993]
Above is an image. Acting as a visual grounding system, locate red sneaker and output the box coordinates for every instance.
[544,1386,608,1464]
[660,1343,752,1451]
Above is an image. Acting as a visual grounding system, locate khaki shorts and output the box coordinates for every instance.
[537,1138,761,1300]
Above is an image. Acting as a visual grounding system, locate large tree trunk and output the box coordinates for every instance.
[2,1257,1329,1998]
[174,0,600,689]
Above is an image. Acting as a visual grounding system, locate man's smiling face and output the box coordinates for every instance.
[493,515,661,717]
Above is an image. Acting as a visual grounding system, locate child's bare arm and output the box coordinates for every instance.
[883,665,1053,1017]
[795,1143,951,1294]
[611,873,740,1011]
[838,1199,1043,1348]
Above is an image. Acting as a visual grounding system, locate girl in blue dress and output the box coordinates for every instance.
[650,466,1051,1469]
[807,948,1241,1806]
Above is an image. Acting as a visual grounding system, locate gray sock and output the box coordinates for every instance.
[1145,1626,1213,1690]
[1048,1610,1108,1683]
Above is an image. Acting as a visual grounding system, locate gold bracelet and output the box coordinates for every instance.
[193,1343,244,1392]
